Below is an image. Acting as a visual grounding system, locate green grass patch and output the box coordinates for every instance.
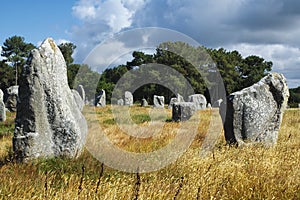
[131,114,151,124]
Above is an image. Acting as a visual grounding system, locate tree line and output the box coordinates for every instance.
[1,35,299,107]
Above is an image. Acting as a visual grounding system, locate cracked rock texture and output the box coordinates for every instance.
[13,38,87,161]
[224,72,289,146]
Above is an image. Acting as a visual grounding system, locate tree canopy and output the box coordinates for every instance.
[58,42,76,66]
[1,36,35,85]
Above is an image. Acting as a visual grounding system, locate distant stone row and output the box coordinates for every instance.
[2,38,290,162]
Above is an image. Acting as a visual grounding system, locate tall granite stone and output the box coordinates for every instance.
[13,38,87,161]
[5,85,19,112]
[168,97,178,109]
[141,98,148,107]
[0,89,6,122]
[188,94,207,110]
[117,99,124,106]
[72,89,84,111]
[172,102,196,122]
[77,85,85,103]
[224,72,289,146]
[153,95,165,108]
[168,94,184,109]
[95,89,106,107]
[124,91,133,106]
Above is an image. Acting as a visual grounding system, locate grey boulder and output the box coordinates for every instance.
[0,89,6,122]
[172,102,196,122]
[117,99,124,106]
[124,91,133,106]
[168,97,178,109]
[95,89,106,107]
[168,94,184,109]
[153,95,164,108]
[224,72,289,146]
[5,85,19,112]
[141,98,148,107]
[77,85,85,103]
[13,38,87,161]
[72,89,84,111]
[188,94,207,110]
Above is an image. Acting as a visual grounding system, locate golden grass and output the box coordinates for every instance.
[0,107,299,199]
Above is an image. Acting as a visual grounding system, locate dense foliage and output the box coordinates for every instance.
[1,36,35,86]
[289,86,300,107]
[97,41,273,104]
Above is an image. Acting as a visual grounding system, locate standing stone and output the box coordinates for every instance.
[0,89,6,122]
[224,72,289,146]
[207,103,212,109]
[77,85,85,103]
[124,91,133,106]
[168,97,178,109]
[13,38,87,161]
[141,98,148,107]
[177,93,184,102]
[153,95,165,108]
[213,99,223,107]
[168,94,184,109]
[72,89,84,111]
[172,102,196,122]
[117,99,124,106]
[95,89,106,107]
[188,94,207,110]
[5,85,19,112]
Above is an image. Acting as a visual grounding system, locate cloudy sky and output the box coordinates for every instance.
[1,0,299,88]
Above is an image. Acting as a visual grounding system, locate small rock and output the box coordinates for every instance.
[172,102,196,122]
[188,94,207,110]
[153,95,164,108]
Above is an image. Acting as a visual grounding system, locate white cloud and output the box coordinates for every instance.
[71,0,147,62]
[70,0,300,88]
[72,0,146,33]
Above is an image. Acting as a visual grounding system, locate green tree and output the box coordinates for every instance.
[0,61,15,92]
[289,86,300,107]
[1,36,35,85]
[58,42,76,66]
[238,55,272,88]
[72,64,101,101]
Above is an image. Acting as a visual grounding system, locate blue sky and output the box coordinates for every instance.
[0,0,299,88]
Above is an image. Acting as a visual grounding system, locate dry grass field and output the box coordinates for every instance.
[0,106,299,199]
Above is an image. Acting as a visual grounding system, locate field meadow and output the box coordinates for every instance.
[0,106,299,199]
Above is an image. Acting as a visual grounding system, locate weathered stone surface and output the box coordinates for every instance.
[95,89,106,107]
[117,99,124,106]
[141,98,148,107]
[0,89,6,122]
[5,85,19,112]
[177,93,184,102]
[188,94,207,110]
[168,94,184,109]
[172,102,196,122]
[124,91,133,106]
[77,85,85,103]
[213,99,223,107]
[224,72,289,146]
[153,95,164,108]
[13,38,87,161]
[72,89,84,111]
[207,103,212,109]
[168,97,178,109]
